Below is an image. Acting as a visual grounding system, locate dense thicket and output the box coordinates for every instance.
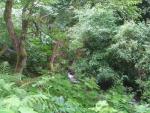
[0,0,150,113]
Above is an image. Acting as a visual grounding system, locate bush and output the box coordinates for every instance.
[108,22,150,79]
[96,67,117,90]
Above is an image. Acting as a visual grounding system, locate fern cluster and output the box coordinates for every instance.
[0,73,150,113]
[0,74,96,113]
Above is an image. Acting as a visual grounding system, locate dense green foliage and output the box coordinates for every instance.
[0,0,150,113]
[0,73,150,113]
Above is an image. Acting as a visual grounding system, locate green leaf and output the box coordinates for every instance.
[0,109,14,113]
[19,107,38,113]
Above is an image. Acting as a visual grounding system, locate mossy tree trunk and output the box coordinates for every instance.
[4,0,29,73]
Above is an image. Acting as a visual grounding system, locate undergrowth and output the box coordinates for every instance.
[0,73,149,113]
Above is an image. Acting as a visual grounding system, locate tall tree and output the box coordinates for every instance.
[4,0,29,73]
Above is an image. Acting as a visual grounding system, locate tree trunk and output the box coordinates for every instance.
[49,41,60,71]
[4,0,29,73]
[49,40,64,71]
[15,39,27,73]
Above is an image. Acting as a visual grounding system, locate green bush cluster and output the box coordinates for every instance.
[69,0,149,96]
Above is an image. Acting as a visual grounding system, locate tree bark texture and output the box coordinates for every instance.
[49,40,64,71]
[4,0,28,73]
